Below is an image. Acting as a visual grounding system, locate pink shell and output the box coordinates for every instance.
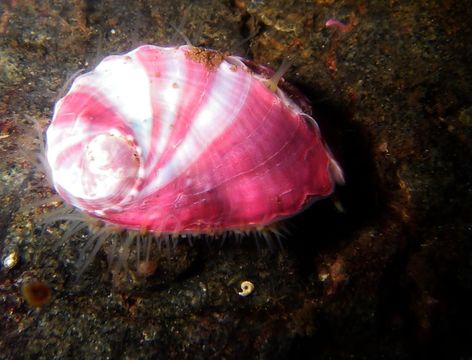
[46,45,343,233]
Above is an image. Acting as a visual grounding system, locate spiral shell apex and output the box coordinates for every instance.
[46,45,343,234]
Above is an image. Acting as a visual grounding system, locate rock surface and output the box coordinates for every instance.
[0,0,471,359]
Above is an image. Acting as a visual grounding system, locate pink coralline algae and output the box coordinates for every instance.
[325,18,352,32]
[46,45,343,234]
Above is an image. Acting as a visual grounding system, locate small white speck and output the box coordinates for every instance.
[110,29,116,35]
[319,272,329,282]
[2,251,19,270]
[109,128,120,137]
[238,281,255,297]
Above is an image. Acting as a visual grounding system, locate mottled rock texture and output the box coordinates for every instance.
[0,1,470,359]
